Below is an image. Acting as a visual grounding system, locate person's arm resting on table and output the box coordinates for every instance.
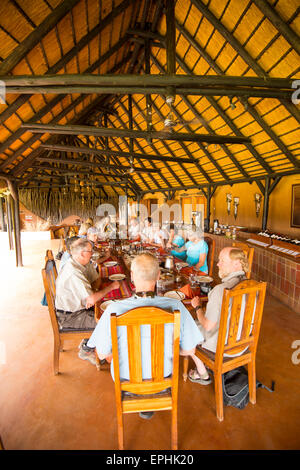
[85,280,120,309]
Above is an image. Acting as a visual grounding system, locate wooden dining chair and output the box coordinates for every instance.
[42,250,100,374]
[204,236,215,277]
[111,306,181,450]
[232,241,254,279]
[183,279,266,421]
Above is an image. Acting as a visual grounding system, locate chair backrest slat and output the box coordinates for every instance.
[151,324,165,382]
[111,307,180,396]
[42,250,59,335]
[127,324,143,383]
[216,280,267,360]
[227,295,243,347]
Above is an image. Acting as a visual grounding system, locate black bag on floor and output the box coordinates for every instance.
[222,366,271,410]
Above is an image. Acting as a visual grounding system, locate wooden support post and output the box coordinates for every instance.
[12,186,23,267]
[0,197,6,231]
[206,185,211,231]
[262,177,270,231]
[6,195,14,250]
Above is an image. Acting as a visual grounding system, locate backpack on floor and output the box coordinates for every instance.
[222,366,272,409]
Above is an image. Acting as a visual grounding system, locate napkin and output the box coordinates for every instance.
[179,284,201,299]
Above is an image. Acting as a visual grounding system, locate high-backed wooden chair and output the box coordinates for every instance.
[183,279,266,421]
[42,250,100,374]
[111,306,181,450]
[232,241,254,279]
[204,236,215,277]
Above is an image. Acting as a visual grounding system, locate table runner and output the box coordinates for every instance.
[103,279,133,300]
[100,263,123,278]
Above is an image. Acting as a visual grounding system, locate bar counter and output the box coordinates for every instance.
[205,231,300,314]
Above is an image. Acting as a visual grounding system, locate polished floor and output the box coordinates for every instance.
[0,238,299,451]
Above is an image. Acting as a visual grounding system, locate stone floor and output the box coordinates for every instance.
[0,238,300,451]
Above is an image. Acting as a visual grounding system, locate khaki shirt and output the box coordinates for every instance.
[55,258,99,312]
[198,271,246,353]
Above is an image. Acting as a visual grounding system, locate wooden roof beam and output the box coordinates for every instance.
[252,0,300,56]
[0,0,82,75]
[21,123,252,145]
[175,14,297,172]
[39,144,196,164]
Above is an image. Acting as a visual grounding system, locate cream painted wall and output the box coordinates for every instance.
[211,175,300,236]
[132,175,300,237]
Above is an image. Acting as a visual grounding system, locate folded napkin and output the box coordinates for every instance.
[179,283,201,299]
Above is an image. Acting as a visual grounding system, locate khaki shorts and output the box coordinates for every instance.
[57,308,97,331]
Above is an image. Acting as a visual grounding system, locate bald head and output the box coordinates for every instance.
[131,252,160,283]
[217,246,248,279]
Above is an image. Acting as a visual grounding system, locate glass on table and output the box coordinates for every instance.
[189,273,197,287]
[156,279,165,296]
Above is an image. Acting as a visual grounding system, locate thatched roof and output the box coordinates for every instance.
[0,0,299,202]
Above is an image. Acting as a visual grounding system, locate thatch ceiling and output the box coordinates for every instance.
[0,0,299,201]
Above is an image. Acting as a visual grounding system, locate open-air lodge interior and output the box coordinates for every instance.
[0,0,299,452]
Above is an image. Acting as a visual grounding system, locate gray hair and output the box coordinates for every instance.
[70,238,93,256]
[131,252,159,282]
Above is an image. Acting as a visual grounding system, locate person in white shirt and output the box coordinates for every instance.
[128,217,141,241]
[55,238,119,365]
[141,217,155,243]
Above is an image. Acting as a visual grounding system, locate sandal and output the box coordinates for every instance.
[188,368,212,385]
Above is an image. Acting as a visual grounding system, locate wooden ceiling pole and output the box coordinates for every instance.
[190,0,300,141]
[0,48,132,172]
[119,97,183,189]
[6,54,133,176]
[21,123,252,144]
[252,0,300,56]
[171,35,274,175]
[0,0,81,76]
[39,144,196,164]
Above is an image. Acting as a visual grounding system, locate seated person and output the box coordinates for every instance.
[185,230,208,273]
[188,247,248,385]
[86,226,98,246]
[55,238,120,365]
[170,235,187,261]
[58,236,80,272]
[85,217,94,226]
[86,252,203,418]
[128,217,141,241]
[141,217,155,243]
[97,215,115,240]
[166,222,175,248]
[78,222,92,238]
[151,224,169,248]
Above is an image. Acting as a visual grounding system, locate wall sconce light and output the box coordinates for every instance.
[233,197,239,219]
[226,193,232,214]
[254,193,262,217]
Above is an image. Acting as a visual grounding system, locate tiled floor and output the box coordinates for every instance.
[0,238,300,450]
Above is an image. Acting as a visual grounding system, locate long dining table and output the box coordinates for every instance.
[94,240,213,313]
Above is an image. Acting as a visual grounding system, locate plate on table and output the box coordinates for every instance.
[109,273,126,281]
[175,262,189,268]
[164,291,185,300]
[194,275,213,283]
[103,261,118,267]
[99,300,113,311]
